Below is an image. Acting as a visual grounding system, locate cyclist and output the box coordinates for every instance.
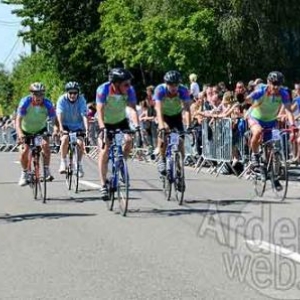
[16,82,56,186]
[56,81,88,178]
[245,71,296,189]
[154,70,191,176]
[96,68,140,200]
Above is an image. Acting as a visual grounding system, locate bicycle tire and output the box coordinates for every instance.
[270,151,288,201]
[252,149,267,197]
[164,156,172,201]
[41,153,47,203]
[66,146,73,190]
[174,152,185,205]
[34,153,42,200]
[117,158,129,216]
[72,145,79,193]
[106,158,115,211]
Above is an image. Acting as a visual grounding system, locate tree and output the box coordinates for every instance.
[0,64,13,114]
[10,52,64,109]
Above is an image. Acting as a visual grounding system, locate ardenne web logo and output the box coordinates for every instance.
[197,203,300,299]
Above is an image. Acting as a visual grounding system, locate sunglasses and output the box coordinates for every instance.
[68,91,78,95]
[120,82,131,88]
[271,82,280,87]
[32,92,44,97]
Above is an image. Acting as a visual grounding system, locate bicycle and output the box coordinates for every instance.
[248,128,292,201]
[63,131,85,193]
[103,128,138,216]
[160,129,195,205]
[26,133,51,203]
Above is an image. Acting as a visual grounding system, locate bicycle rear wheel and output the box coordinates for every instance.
[117,158,129,216]
[270,151,288,201]
[174,152,185,205]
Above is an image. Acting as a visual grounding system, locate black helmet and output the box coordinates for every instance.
[164,70,182,84]
[65,81,80,92]
[267,71,284,85]
[29,82,45,92]
[109,68,133,83]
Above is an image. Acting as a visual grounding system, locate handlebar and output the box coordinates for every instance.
[100,128,140,149]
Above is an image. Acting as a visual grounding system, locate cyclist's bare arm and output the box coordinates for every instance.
[15,115,23,138]
[56,113,64,132]
[182,100,191,127]
[96,102,105,129]
[155,100,164,129]
[83,115,89,132]
[283,103,296,126]
[127,102,139,128]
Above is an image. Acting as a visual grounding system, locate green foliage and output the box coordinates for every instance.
[2,0,300,92]
[0,64,13,115]
[99,0,217,83]
[10,53,64,109]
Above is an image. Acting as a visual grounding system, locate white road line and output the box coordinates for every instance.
[13,161,20,164]
[79,180,101,189]
[246,240,300,263]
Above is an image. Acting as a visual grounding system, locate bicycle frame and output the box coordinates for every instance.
[105,129,134,216]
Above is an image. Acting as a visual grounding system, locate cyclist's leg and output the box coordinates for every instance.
[98,126,112,199]
[157,115,171,175]
[59,126,70,173]
[248,117,263,166]
[41,135,54,180]
[76,134,85,177]
[117,119,132,159]
[19,139,30,186]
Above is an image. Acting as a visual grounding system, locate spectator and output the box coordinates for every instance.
[189,73,200,100]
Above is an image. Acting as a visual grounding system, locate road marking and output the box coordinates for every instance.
[246,240,300,263]
[13,161,20,164]
[79,180,101,189]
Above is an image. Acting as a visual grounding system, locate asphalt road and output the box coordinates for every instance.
[1,152,300,300]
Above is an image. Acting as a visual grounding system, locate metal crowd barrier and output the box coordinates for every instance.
[195,118,236,176]
[0,127,18,152]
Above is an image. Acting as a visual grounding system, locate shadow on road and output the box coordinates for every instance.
[184,198,289,206]
[130,188,162,192]
[0,212,97,223]
[128,207,247,218]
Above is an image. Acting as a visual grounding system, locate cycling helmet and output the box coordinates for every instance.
[29,82,45,92]
[164,70,182,84]
[108,68,133,83]
[267,71,284,85]
[65,81,80,92]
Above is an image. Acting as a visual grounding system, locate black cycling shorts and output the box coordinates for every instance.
[163,114,184,132]
[22,127,47,145]
[104,119,130,132]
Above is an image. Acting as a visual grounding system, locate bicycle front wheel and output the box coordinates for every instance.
[107,159,116,211]
[253,153,267,197]
[162,157,172,201]
[117,159,129,216]
[41,153,47,203]
[174,152,185,205]
[270,151,288,201]
[72,145,80,193]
